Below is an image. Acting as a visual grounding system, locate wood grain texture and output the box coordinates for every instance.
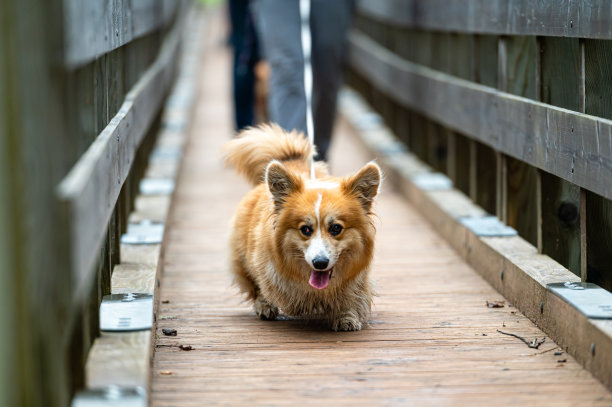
[63,0,179,68]
[584,39,612,291]
[348,30,612,201]
[539,37,581,275]
[357,0,612,39]
[343,90,612,393]
[57,20,181,299]
[150,15,612,405]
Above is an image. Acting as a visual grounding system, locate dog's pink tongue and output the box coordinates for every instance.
[309,270,330,289]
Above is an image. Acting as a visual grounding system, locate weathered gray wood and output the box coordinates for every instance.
[540,36,581,275]
[584,39,612,292]
[357,0,612,39]
[475,143,497,215]
[0,35,17,406]
[503,36,538,247]
[348,31,612,201]
[57,21,181,298]
[63,0,179,68]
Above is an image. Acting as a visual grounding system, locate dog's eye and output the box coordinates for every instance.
[329,224,343,236]
[300,225,313,237]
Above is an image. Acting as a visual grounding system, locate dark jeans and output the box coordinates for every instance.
[254,0,354,161]
[229,0,259,131]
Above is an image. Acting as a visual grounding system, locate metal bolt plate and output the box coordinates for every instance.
[139,178,175,195]
[377,141,407,155]
[548,282,612,319]
[121,221,164,245]
[72,386,146,407]
[460,216,518,237]
[151,147,182,161]
[100,293,154,331]
[411,173,453,190]
[354,112,383,130]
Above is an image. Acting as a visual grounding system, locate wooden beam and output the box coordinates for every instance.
[63,0,179,68]
[348,31,612,201]
[340,90,612,391]
[357,0,612,40]
[57,19,181,301]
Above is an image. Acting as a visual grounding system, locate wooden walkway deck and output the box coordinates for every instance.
[151,10,612,406]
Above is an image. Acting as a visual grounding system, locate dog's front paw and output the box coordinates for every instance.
[254,297,279,320]
[332,315,363,331]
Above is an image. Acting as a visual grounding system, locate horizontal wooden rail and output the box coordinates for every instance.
[348,31,612,201]
[57,16,181,298]
[357,0,612,39]
[63,0,178,68]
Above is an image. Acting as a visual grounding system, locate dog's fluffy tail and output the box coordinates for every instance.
[224,123,315,185]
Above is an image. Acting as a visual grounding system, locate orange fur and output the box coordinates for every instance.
[224,124,381,331]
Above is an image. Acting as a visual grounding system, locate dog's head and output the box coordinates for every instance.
[265,161,381,290]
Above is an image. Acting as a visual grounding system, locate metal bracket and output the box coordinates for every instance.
[377,141,407,156]
[139,178,175,195]
[548,282,612,319]
[459,216,518,237]
[354,112,383,130]
[151,147,182,161]
[100,293,154,331]
[72,386,146,407]
[121,220,164,245]
[411,173,453,190]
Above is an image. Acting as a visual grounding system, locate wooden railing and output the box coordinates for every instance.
[1,0,188,405]
[348,0,612,290]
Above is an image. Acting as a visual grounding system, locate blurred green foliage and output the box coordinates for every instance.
[197,0,225,6]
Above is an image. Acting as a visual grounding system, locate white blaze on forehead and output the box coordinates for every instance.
[305,179,339,190]
[314,193,322,223]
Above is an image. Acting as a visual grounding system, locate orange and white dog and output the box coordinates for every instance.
[224,124,381,331]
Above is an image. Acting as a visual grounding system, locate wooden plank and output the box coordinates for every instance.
[57,18,181,301]
[152,27,612,401]
[62,0,179,68]
[0,27,17,405]
[584,39,612,291]
[474,35,498,88]
[475,143,497,215]
[341,89,612,393]
[357,0,612,39]
[348,31,612,201]
[2,0,75,404]
[539,37,581,275]
[503,36,538,247]
[86,331,151,388]
[506,157,538,247]
[450,132,470,196]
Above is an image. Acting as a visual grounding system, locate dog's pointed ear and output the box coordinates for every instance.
[343,162,382,212]
[265,160,302,209]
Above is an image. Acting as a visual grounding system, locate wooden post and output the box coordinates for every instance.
[501,35,539,246]
[538,37,581,274]
[583,39,612,291]
[496,37,508,223]
[579,39,587,282]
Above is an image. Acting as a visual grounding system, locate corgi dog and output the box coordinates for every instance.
[224,124,381,331]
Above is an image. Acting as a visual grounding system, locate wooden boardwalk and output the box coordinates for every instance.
[151,11,612,406]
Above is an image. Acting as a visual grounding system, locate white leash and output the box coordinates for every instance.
[299,0,316,179]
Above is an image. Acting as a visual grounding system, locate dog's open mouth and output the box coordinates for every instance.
[309,268,333,290]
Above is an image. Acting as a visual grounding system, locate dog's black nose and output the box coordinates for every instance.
[313,257,329,270]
